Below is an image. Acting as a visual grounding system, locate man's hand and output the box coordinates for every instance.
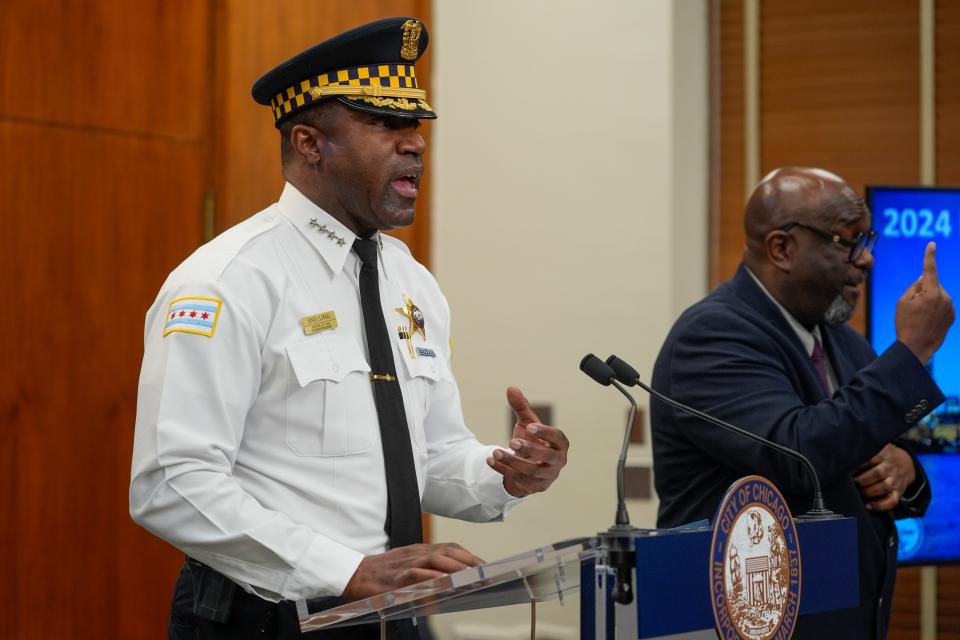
[896,242,954,363]
[486,386,569,498]
[853,444,917,512]
[342,543,483,601]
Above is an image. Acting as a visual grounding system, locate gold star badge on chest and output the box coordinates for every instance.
[395,293,425,357]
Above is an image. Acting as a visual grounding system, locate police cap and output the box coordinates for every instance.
[252,17,436,127]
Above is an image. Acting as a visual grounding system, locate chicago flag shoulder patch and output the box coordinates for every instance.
[164,296,223,338]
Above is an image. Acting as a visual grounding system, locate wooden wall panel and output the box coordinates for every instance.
[214,0,433,265]
[938,14,960,602]
[760,0,920,189]
[0,1,210,138]
[0,2,211,637]
[710,0,746,287]
[941,566,960,638]
[937,0,960,186]
[889,566,921,640]
[0,121,204,638]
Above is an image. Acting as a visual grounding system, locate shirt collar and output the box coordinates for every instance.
[744,266,822,357]
[276,182,393,278]
[276,182,359,275]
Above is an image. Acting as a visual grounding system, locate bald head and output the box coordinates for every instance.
[740,167,874,327]
[744,167,868,261]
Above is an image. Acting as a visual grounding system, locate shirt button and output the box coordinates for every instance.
[332,364,340,373]
[878,596,884,609]
[888,536,895,548]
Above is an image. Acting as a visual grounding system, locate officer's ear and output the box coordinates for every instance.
[766,230,794,272]
[290,123,325,167]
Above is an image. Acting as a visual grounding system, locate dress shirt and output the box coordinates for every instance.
[130,182,521,602]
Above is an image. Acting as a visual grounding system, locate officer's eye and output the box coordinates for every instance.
[369,115,420,131]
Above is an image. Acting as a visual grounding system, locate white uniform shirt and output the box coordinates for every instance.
[130,182,521,602]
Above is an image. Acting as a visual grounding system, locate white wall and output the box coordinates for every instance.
[428,1,708,636]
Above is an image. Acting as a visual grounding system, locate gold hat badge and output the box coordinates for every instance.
[396,293,425,357]
[400,19,422,61]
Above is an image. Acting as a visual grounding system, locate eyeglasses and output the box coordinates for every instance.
[779,222,878,262]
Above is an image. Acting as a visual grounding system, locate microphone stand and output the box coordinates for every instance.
[605,354,837,520]
[578,354,640,605]
[611,379,636,529]
[607,381,642,606]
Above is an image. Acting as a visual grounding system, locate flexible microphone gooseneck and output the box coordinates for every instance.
[579,354,642,606]
[603,354,835,519]
[578,354,637,529]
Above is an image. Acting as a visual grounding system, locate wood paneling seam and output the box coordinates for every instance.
[743,0,760,193]
[0,113,202,145]
[921,0,935,186]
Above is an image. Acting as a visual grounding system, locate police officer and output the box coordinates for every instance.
[130,17,569,639]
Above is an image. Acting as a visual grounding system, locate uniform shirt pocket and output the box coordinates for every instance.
[284,336,376,456]
[397,345,445,453]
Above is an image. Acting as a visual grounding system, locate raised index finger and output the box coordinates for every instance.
[922,241,939,287]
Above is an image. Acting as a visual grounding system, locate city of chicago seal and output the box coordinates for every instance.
[709,476,801,640]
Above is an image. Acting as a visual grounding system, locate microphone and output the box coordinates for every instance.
[579,353,641,606]
[603,354,835,519]
[579,354,638,529]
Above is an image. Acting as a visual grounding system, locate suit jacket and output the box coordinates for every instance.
[651,264,940,639]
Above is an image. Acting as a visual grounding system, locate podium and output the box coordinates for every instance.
[296,516,858,639]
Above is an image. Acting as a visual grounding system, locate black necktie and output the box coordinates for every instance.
[353,237,423,548]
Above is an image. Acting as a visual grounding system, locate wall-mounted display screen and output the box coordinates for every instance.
[866,185,960,565]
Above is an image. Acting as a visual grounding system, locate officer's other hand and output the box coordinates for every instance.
[896,242,954,363]
[341,543,483,601]
[853,444,916,512]
[487,386,570,498]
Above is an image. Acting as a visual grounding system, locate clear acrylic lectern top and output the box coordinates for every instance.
[296,536,600,632]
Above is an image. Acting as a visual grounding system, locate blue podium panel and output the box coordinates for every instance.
[633,530,714,637]
[794,517,859,615]
[634,518,860,638]
[585,518,859,639]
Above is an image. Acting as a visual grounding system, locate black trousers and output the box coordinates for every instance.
[168,561,418,640]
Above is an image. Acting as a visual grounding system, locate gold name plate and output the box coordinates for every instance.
[301,311,338,335]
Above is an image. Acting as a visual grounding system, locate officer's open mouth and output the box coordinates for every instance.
[391,174,419,198]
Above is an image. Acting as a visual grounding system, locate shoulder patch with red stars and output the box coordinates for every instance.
[164,297,223,338]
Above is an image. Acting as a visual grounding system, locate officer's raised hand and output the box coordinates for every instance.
[486,386,570,497]
[896,242,954,363]
[342,543,483,601]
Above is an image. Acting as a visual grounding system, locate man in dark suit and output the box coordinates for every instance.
[651,167,954,639]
